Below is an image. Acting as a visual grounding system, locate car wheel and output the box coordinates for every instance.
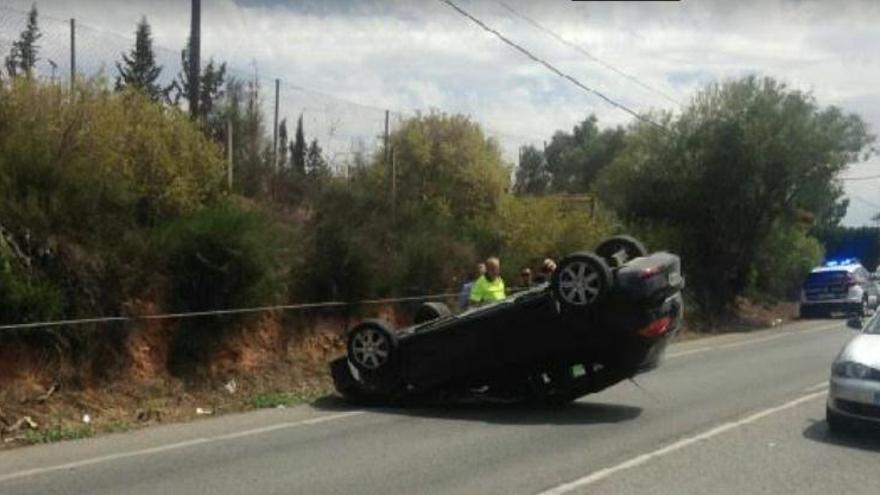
[329,357,387,406]
[414,301,452,324]
[799,306,814,319]
[347,319,399,376]
[595,235,648,268]
[551,252,612,309]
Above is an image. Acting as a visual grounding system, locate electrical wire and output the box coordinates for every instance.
[438,0,670,133]
[0,293,462,331]
[493,0,684,108]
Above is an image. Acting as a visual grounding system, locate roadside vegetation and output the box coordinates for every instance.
[0,5,877,445]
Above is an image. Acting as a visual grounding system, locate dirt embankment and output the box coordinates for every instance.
[0,296,795,447]
[0,300,421,448]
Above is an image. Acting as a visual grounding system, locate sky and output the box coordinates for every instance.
[2,0,879,225]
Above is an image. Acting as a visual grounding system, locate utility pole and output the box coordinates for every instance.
[69,19,75,94]
[189,0,201,119]
[384,110,390,167]
[227,118,234,189]
[391,147,397,222]
[273,78,280,171]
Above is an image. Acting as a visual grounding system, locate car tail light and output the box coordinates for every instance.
[640,267,660,279]
[638,316,673,337]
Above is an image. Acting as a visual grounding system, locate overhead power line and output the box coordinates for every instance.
[438,0,669,133]
[493,0,684,108]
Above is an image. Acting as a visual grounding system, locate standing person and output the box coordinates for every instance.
[469,257,506,306]
[458,262,486,311]
[519,267,533,289]
[534,258,557,284]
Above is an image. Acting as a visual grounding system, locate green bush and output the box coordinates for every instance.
[750,225,823,301]
[0,236,63,324]
[493,195,615,282]
[161,203,292,313]
[158,203,293,375]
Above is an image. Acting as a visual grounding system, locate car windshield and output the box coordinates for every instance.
[804,271,849,285]
[864,315,880,335]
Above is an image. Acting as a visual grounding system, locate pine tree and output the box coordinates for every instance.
[171,37,227,121]
[115,17,164,101]
[306,138,330,179]
[4,4,41,78]
[290,114,306,175]
[277,119,288,170]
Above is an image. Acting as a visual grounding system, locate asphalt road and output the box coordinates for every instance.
[1,319,878,495]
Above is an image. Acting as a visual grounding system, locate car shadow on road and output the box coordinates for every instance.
[802,419,880,453]
[312,394,642,426]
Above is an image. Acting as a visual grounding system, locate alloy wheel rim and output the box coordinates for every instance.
[558,261,601,306]
[351,328,390,370]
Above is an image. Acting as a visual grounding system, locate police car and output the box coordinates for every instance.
[800,259,879,318]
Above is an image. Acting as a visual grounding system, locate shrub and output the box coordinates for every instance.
[158,203,293,374]
[493,195,615,282]
[0,235,63,325]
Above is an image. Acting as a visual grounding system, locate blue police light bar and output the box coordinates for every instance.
[824,258,859,267]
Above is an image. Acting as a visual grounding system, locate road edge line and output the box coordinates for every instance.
[0,410,364,484]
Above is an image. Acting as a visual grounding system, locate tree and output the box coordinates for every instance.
[387,112,509,221]
[290,114,306,175]
[115,17,164,101]
[277,119,288,170]
[170,37,227,124]
[213,76,271,198]
[513,145,550,195]
[595,76,875,314]
[544,115,626,193]
[306,138,330,179]
[4,4,41,78]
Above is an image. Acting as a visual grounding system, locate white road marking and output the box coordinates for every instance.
[0,410,364,484]
[803,381,830,393]
[667,322,841,359]
[535,389,828,495]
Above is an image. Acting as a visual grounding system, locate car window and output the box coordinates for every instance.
[804,271,848,285]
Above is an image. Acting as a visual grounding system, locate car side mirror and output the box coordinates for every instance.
[846,317,863,330]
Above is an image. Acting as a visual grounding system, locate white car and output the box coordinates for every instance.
[826,315,880,432]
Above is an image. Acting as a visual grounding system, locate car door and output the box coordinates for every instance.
[865,268,880,307]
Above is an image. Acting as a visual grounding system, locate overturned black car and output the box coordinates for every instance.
[331,236,684,405]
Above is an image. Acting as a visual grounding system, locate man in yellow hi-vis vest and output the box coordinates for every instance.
[469,257,506,306]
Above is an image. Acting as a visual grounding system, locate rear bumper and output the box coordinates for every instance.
[827,376,880,425]
[634,293,683,372]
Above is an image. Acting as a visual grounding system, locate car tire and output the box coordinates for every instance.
[799,306,814,319]
[551,252,612,309]
[595,235,648,268]
[826,406,850,435]
[346,319,399,379]
[414,301,452,324]
[329,357,387,406]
